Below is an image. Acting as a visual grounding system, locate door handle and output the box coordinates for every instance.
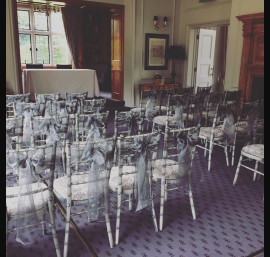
[209,67,214,76]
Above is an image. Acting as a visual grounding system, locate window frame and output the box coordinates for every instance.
[17,6,71,66]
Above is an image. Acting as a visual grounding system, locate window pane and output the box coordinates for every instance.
[35,35,50,64]
[51,12,65,33]
[34,12,48,31]
[18,10,30,30]
[52,35,69,64]
[19,34,32,64]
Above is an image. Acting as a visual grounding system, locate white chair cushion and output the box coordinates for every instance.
[153,159,179,180]
[153,115,176,125]
[54,174,89,201]
[242,144,264,160]
[130,107,144,113]
[199,126,223,139]
[6,183,49,216]
[109,166,136,190]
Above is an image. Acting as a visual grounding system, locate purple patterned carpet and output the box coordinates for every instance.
[7,114,264,257]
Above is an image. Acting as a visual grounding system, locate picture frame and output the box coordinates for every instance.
[144,33,169,70]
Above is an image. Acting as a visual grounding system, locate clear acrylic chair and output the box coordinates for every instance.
[152,126,199,230]
[109,131,161,245]
[6,143,61,257]
[53,137,116,256]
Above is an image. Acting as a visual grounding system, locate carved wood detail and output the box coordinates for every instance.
[237,12,264,102]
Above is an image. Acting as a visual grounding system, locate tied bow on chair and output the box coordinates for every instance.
[119,112,144,135]
[177,128,199,183]
[7,150,47,245]
[129,135,158,211]
[73,140,114,221]
[38,116,67,144]
[66,96,84,114]
[84,115,106,141]
[145,96,156,122]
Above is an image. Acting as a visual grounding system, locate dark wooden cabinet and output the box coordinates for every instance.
[237,13,264,102]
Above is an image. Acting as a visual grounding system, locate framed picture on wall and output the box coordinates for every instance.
[144,33,169,70]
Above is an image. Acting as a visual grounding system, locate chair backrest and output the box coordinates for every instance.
[82,98,107,114]
[6,93,30,104]
[114,110,144,137]
[177,86,194,95]
[6,102,16,118]
[196,86,211,94]
[35,93,60,103]
[74,111,109,142]
[162,126,199,180]
[139,89,159,109]
[235,100,261,145]
[6,116,24,150]
[65,136,116,203]
[65,92,88,101]
[26,63,43,69]
[56,64,72,69]
[31,115,69,147]
[223,90,242,105]
[113,131,161,200]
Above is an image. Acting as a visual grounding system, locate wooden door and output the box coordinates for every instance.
[195,28,216,90]
[111,9,124,100]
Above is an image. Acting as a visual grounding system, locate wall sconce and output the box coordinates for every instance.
[153,16,168,31]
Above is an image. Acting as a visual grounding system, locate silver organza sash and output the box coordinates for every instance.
[6,149,49,245]
[71,138,115,221]
[117,111,144,135]
[176,127,200,186]
[129,135,158,211]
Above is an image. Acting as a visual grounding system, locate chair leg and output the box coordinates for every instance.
[104,188,114,248]
[188,185,196,220]
[63,203,71,257]
[231,145,235,166]
[149,176,158,232]
[115,190,122,245]
[224,146,229,166]
[204,140,208,157]
[128,193,133,211]
[159,177,166,231]
[208,141,213,171]
[48,198,62,257]
[164,181,168,201]
[253,160,258,181]
[233,154,243,185]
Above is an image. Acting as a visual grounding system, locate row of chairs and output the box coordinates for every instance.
[6,107,199,256]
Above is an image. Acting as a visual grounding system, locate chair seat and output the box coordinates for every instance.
[235,120,264,134]
[54,174,91,201]
[6,183,49,216]
[201,110,216,117]
[109,166,136,191]
[130,106,165,114]
[153,159,179,180]
[241,144,264,160]
[199,126,223,139]
[153,115,175,125]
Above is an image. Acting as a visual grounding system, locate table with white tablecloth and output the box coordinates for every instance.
[22,69,100,100]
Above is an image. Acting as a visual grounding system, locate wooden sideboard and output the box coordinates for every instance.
[139,83,181,91]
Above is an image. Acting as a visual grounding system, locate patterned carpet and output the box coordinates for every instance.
[7,112,264,257]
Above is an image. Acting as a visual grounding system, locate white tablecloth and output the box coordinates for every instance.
[22,69,100,100]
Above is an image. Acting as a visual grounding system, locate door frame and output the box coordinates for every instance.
[185,21,229,90]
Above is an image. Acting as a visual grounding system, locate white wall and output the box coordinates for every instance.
[224,0,264,90]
